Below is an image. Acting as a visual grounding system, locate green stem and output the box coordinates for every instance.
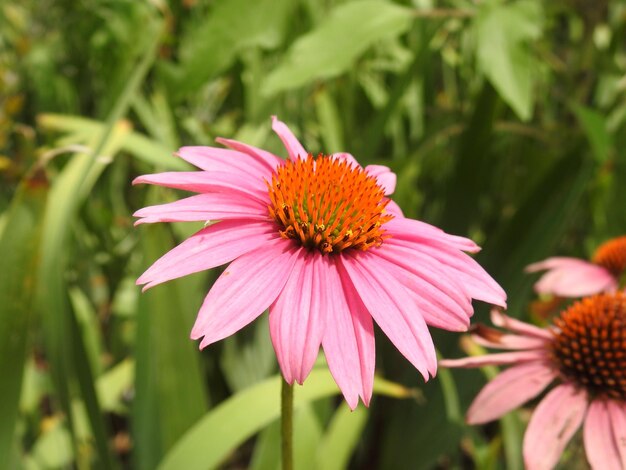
[281,379,294,470]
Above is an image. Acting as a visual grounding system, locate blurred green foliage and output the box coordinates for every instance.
[1,0,625,468]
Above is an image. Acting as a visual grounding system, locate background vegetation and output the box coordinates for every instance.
[1,0,625,468]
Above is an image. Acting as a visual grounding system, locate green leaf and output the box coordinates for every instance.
[571,103,612,163]
[158,369,411,470]
[316,403,368,470]
[132,220,208,469]
[0,173,47,467]
[474,0,543,121]
[171,0,293,96]
[262,0,413,95]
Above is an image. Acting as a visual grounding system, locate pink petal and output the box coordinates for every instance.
[490,309,554,340]
[191,239,299,347]
[384,199,404,218]
[214,137,283,170]
[439,350,547,368]
[330,152,358,166]
[530,258,617,297]
[466,362,555,424]
[584,400,622,470]
[272,116,308,161]
[523,384,588,470]
[132,171,267,202]
[607,400,626,469]
[177,146,274,176]
[470,327,550,350]
[323,257,375,408]
[133,192,268,225]
[393,238,506,307]
[372,248,471,331]
[339,252,437,380]
[270,252,326,385]
[526,256,595,272]
[137,220,276,290]
[365,164,396,195]
[384,217,481,253]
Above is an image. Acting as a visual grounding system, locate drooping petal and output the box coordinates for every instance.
[466,362,555,424]
[191,239,299,348]
[177,146,274,177]
[392,238,506,307]
[523,384,588,470]
[330,152,358,166]
[214,137,284,170]
[137,220,276,290]
[384,217,481,253]
[469,325,550,350]
[132,171,267,202]
[323,257,375,408]
[384,199,404,218]
[372,248,471,331]
[365,164,396,195]
[526,257,617,297]
[607,400,626,469]
[439,350,547,368]
[270,252,326,385]
[133,192,268,225]
[272,116,308,161]
[490,309,554,340]
[584,400,622,470]
[340,252,437,380]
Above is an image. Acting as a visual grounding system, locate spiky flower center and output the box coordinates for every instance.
[551,293,626,400]
[267,155,393,254]
[592,236,626,277]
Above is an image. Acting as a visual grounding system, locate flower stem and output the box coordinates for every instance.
[281,379,294,470]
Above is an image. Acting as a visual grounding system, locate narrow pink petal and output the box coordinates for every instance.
[523,384,588,470]
[322,257,375,409]
[373,249,470,331]
[393,238,506,307]
[270,252,326,385]
[490,309,554,340]
[330,152,358,166]
[177,146,274,176]
[533,262,617,297]
[470,329,550,350]
[439,350,547,368]
[384,199,404,218]
[607,400,626,468]
[272,116,308,161]
[365,164,396,195]
[137,220,277,290]
[191,239,299,347]
[340,252,437,380]
[133,193,268,225]
[132,171,267,201]
[384,217,481,253]
[466,362,555,424]
[214,137,283,170]
[526,256,593,272]
[584,400,622,470]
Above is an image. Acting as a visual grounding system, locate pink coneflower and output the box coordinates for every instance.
[441,293,626,470]
[133,116,506,408]
[526,236,626,298]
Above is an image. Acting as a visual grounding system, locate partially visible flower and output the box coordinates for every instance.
[526,236,626,298]
[441,293,626,470]
[134,116,506,408]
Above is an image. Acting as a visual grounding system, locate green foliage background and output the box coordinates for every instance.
[1,0,625,468]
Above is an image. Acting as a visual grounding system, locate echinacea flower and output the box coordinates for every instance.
[441,293,626,470]
[526,236,626,298]
[133,116,506,408]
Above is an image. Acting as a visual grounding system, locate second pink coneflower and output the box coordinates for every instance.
[441,293,626,470]
[134,116,506,408]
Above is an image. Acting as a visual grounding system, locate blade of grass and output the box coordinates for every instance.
[0,172,48,467]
